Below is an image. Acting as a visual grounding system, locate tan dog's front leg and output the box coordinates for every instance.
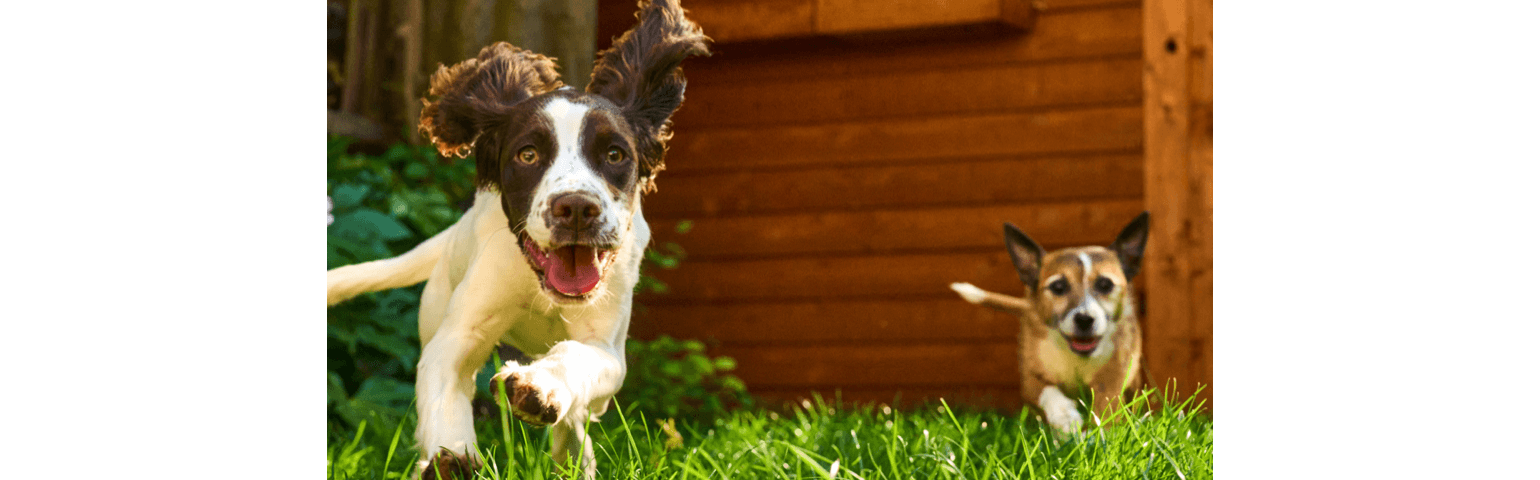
[491,339,625,479]
[1020,368,1082,434]
[1037,386,1084,435]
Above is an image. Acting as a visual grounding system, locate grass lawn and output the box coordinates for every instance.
[328,387,1212,479]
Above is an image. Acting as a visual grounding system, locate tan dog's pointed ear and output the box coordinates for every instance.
[1004,223,1046,290]
[587,0,711,192]
[1111,211,1151,278]
[419,43,564,186]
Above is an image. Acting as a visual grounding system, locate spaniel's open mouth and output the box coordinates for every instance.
[1066,335,1101,355]
[519,232,616,300]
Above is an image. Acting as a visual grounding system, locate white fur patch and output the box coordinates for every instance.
[524,98,629,249]
[1038,334,1113,385]
[1038,386,1082,433]
[545,98,587,158]
[1062,251,1109,337]
[1077,252,1093,281]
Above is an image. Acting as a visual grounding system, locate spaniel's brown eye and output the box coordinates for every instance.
[517,146,539,165]
[606,147,626,164]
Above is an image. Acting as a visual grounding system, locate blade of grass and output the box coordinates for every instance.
[381,419,405,480]
[614,400,644,466]
[777,440,838,480]
[937,398,970,478]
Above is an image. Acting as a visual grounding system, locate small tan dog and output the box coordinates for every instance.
[950,212,1149,434]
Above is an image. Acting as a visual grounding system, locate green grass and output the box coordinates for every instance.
[327,386,1212,480]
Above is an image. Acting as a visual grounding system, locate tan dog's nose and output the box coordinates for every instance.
[551,194,600,229]
[1073,313,1095,330]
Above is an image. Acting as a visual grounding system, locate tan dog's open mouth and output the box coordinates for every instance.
[519,233,616,299]
[1067,335,1101,355]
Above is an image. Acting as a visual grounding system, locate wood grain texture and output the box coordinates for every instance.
[633,298,1022,344]
[752,386,1024,410]
[672,58,1141,128]
[1141,0,1212,409]
[638,282,1150,341]
[666,106,1142,173]
[718,341,1020,387]
[590,0,1171,410]
[814,0,1014,34]
[642,250,1019,303]
[686,0,814,43]
[681,5,1141,86]
[647,154,1142,217]
[674,0,1040,44]
[649,200,1147,260]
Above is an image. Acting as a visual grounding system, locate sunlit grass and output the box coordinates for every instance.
[327,385,1212,479]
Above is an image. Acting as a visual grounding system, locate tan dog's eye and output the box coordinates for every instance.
[1094,277,1115,295]
[606,147,626,164]
[1047,279,1070,296]
[517,146,539,165]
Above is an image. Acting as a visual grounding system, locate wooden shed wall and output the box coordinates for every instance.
[596,0,1203,410]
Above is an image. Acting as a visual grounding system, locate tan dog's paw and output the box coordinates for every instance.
[490,362,572,426]
[1044,400,1083,434]
[419,447,480,480]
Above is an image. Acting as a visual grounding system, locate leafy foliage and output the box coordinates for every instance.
[327,136,477,435]
[636,220,691,294]
[619,335,752,423]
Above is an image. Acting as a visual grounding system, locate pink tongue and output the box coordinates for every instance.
[544,245,601,295]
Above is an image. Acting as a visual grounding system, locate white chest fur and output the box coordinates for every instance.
[1036,334,1112,387]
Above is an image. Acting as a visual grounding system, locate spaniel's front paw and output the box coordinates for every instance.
[490,361,572,426]
[419,447,480,480]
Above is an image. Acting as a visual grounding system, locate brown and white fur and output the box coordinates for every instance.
[950,212,1150,434]
[324,2,708,478]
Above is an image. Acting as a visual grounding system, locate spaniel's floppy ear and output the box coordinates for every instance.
[587,0,711,192]
[419,42,564,183]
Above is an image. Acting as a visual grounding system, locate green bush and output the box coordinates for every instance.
[327,137,476,434]
[618,335,752,423]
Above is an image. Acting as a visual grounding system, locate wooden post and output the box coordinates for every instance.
[341,0,369,114]
[549,0,597,88]
[1142,0,1213,410]
[399,0,424,144]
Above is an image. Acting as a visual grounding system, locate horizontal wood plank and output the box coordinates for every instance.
[1037,0,1138,10]
[665,106,1142,173]
[633,298,1021,344]
[814,0,1029,35]
[682,6,1141,86]
[680,0,1033,44]
[649,199,1146,260]
[642,250,1021,302]
[686,0,814,43]
[639,250,1145,305]
[597,0,1162,413]
[752,385,1023,410]
[672,58,1140,128]
[647,154,1142,217]
[717,341,1019,388]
